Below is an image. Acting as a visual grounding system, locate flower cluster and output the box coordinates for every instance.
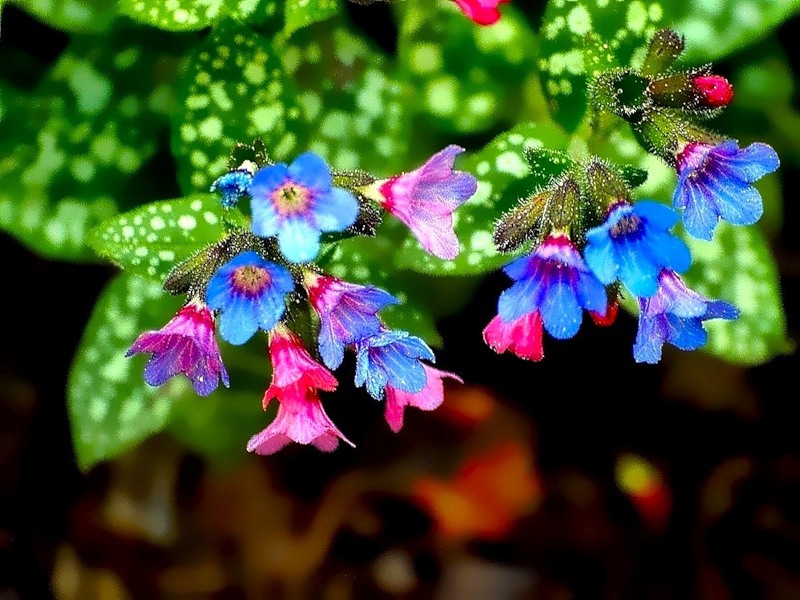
[128,145,475,454]
[484,28,779,364]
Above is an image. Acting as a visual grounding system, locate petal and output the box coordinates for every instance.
[218,296,259,345]
[540,280,582,340]
[575,270,608,314]
[713,142,779,183]
[635,200,680,229]
[617,238,659,297]
[633,313,665,364]
[288,152,332,192]
[665,314,707,350]
[583,230,618,285]
[705,300,739,320]
[681,177,719,241]
[277,218,322,263]
[704,167,763,226]
[644,230,692,275]
[250,164,289,238]
[313,187,359,232]
[498,276,543,322]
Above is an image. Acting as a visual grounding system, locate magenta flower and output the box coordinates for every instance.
[247,388,354,454]
[127,300,229,397]
[482,312,544,362]
[384,365,462,433]
[451,0,509,25]
[372,145,477,260]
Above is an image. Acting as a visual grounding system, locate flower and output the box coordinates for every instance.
[482,312,544,361]
[126,300,229,397]
[692,75,733,107]
[304,272,399,370]
[247,387,354,454]
[673,140,779,240]
[385,365,462,433]
[264,324,338,408]
[633,270,739,364]
[371,145,477,260]
[497,234,607,340]
[210,168,253,208]
[205,250,295,345]
[249,152,359,263]
[354,330,436,400]
[584,201,691,297]
[451,0,509,25]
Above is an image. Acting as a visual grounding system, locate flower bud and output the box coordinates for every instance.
[692,75,733,107]
[640,29,685,77]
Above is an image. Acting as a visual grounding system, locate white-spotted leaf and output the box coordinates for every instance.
[119,0,280,32]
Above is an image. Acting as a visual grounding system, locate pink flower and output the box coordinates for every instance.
[692,75,733,107]
[482,312,544,362]
[127,299,229,396]
[451,0,509,25]
[248,387,354,454]
[384,365,462,433]
[372,145,477,260]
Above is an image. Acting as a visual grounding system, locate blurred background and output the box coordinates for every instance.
[2,0,800,598]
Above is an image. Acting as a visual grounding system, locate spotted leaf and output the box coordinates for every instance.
[284,0,342,38]
[119,0,281,31]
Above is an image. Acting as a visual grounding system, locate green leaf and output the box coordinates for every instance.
[396,0,538,134]
[119,0,280,31]
[284,0,341,37]
[0,27,183,260]
[10,0,116,33]
[68,274,187,470]
[682,223,790,365]
[87,194,229,282]
[673,0,800,63]
[392,122,570,276]
[276,21,414,175]
[539,0,666,131]
[172,22,305,193]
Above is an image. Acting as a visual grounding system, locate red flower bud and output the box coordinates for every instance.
[590,300,618,327]
[693,75,733,107]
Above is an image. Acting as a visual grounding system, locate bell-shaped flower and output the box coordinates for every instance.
[482,312,544,362]
[498,234,607,340]
[354,330,436,400]
[371,145,477,260]
[584,201,691,297]
[249,152,359,263]
[451,0,509,25]
[205,250,295,345]
[385,366,462,433]
[673,140,779,240]
[304,272,398,370]
[127,300,229,397]
[634,269,739,363]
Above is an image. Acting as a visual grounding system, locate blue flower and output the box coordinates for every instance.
[584,201,691,297]
[498,234,607,340]
[633,269,739,363]
[205,251,295,345]
[354,330,435,400]
[249,152,360,263]
[673,140,779,240]
[210,169,253,208]
[305,273,399,370]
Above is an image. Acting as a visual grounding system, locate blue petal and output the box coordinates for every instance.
[705,300,739,320]
[714,142,779,183]
[704,167,763,226]
[313,187,359,232]
[354,344,370,388]
[633,313,664,364]
[665,314,707,351]
[681,177,719,241]
[288,152,332,193]
[644,230,692,275]
[584,230,618,285]
[205,270,232,311]
[503,255,534,281]
[319,327,346,370]
[635,200,679,229]
[498,277,543,322]
[540,280,582,339]
[617,238,659,297]
[575,270,608,313]
[277,218,321,263]
[218,296,259,345]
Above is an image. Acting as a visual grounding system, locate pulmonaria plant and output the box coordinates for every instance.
[483,28,779,363]
[127,142,475,454]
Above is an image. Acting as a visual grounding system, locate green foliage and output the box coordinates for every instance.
[9,0,116,33]
[87,194,229,282]
[284,0,341,37]
[68,274,186,470]
[119,0,280,31]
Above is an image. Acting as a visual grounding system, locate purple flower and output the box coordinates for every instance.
[584,201,691,297]
[304,272,398,370]
[205,250,295,345]
[249,152,359,263]
[673,140,779,240]
[373,145,477,260]
[634,270,739,364]
[126,300,229,397]
[354,330,435,400]
[498,234,607,340]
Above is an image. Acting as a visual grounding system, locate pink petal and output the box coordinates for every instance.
[385,366,462,433]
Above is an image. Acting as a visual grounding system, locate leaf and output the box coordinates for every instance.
[284,0,341,38]
[392,122,570,276]
[172,22,305,193]
[539,0,666,131]
[276,20,414,175]
[673,0,800,63]
[119,0,280,31]
[87,194,229,282]
[396,0,538,134]
[68,274,187,470]
[10,0,116,33]
[0,26,183,260]
[682,223,790,365]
